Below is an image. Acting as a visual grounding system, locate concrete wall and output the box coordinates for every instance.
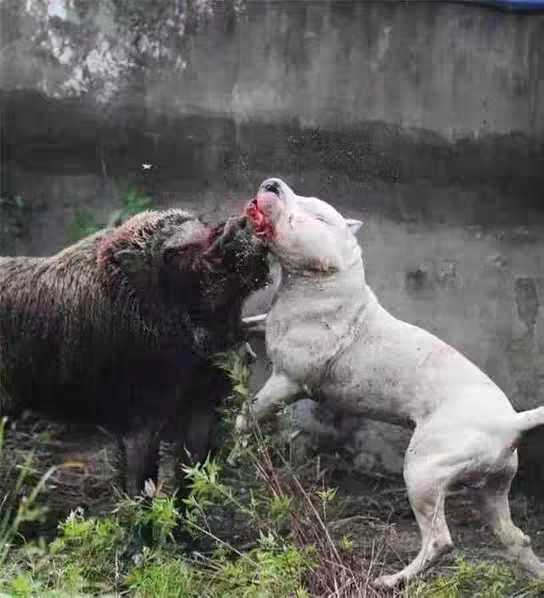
[180,2,544,138]
[4,0,542,137]
[1,0,544,485]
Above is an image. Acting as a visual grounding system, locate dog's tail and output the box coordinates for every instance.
[515,406,544,435]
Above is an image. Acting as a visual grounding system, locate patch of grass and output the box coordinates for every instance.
[50,509,126,584]
[0,419,54,565]
[127,557,198,597]
[201,540,311,598]
[411,556,544,598]
[115,489,180,546]
[0,195,28,253]
[67,209,101,243]
[0,417,58,594]
[67,186,153,243]
[0,463,314,596]
[108,187,153,227]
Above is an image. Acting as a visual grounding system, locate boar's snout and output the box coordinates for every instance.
[205,216,248,256]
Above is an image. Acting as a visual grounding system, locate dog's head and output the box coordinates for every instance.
[245,178,362,275]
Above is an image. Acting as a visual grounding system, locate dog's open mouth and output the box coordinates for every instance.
[246,197,265,230]
[246,196,275,239]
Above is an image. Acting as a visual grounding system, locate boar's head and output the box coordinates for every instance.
[97,209,269,315]
[200,215,270,309]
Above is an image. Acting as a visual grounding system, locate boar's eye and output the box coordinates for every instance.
[163,243,199,264]
[163,247,176,264]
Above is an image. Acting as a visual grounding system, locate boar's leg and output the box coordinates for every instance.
[0,384,11,416]
[235,370,301,433]
[180,409,216,464]
[173,366,229,499]
[174,406,218,500]
[119,425,161,497]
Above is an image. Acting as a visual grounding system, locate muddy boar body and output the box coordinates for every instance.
[0,209,268,494]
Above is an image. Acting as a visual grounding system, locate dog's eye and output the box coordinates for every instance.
[315,215,330,225]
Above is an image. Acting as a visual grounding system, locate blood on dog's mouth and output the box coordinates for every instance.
[246,197,274,239]
[247,197,264,227]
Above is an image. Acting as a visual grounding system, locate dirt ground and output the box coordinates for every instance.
[3,415,544,587]
[329,467,544,583]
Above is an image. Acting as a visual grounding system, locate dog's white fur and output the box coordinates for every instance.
[236,177,544,588]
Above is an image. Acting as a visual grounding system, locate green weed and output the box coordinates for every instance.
[67,186,153,243]
[67,209,101,243]
[108,187,153,227]
[410,556,544,598]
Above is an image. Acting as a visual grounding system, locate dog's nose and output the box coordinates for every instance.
[263,180,280,195]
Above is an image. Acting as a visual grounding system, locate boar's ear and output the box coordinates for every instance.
[163,242,198,266]
[114,249,144,277]
[345,218,363,234]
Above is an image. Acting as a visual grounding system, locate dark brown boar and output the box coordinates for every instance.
[0,209,268,495]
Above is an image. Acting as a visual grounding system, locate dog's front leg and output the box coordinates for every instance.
[235,371,301,433]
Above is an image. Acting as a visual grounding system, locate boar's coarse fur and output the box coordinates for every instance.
[0,209,268,495]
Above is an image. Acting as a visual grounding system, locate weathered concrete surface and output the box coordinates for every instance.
[1,1,544,488]
[2,1,544,137]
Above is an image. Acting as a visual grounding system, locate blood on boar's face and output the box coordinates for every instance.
[200,216,270,307]
[160,215,269,311]
[98,210,269,312]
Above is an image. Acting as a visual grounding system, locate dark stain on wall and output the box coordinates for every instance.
[1,90,543,227]
[405,267,432,293]
[515,277,540,334]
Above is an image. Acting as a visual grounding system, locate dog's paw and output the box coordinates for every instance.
[234,413,250,434]
[372,573,403,590]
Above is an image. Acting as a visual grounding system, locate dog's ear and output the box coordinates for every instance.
[345,218,363,234]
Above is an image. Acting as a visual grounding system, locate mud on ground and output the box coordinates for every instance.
[2,414,544,586]
[329,467,544,581]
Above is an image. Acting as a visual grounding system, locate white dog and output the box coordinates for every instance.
[236,177,544,589]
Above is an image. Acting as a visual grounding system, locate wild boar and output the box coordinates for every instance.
[0,209,268,496]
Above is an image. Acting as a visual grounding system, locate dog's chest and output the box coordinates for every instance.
[266,313,348,385]
[316,342,416,424]
[266,285,364,385]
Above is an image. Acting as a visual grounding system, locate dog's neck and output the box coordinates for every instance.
[273,252,375,332]
[266,253,376,385]
[279,248,368,294]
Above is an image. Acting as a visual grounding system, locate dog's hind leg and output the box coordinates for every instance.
[478,452,544,578]
[373,455,454,589]
[373,421,465,589]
